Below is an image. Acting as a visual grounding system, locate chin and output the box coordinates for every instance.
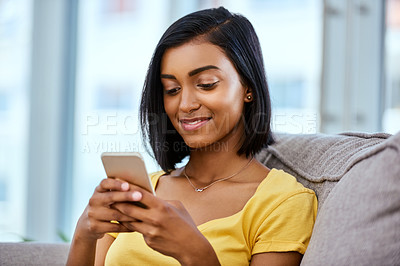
[184,138,230,152]
[183,137,213,149]
[185,141,213,149]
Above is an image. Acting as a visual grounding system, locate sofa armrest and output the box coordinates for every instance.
[0,242,69,266]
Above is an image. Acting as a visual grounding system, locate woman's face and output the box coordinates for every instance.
[161,41,251,149]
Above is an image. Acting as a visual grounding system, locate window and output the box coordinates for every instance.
[68,0,322,238]
[383,0,400,134]
[2,0,394,243]
[0,0,32,241]
[70,0,170,236]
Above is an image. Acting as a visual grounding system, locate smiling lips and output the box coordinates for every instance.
[179,117,211,131]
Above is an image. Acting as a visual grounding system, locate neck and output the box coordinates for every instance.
[185,146,252,185]
[183,118,252,184]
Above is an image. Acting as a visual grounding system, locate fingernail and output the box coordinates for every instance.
[121,182,129,190]
[132,191,142,201]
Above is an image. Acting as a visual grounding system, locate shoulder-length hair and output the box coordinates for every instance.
[140,7,274,172]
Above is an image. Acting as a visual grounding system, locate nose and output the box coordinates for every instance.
[179,87,200,113]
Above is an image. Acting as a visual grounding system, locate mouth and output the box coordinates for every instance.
[179,117,212,131]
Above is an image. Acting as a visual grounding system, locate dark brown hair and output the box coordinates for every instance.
[140,7,274,172]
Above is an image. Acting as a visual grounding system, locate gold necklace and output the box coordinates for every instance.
[183,157,254,192]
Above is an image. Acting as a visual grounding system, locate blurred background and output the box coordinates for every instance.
[0,0,399,242]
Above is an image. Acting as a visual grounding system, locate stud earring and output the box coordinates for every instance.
[247,95,252,100]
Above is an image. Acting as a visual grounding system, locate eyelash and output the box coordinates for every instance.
[165,87,180,95]
[164,81,219,95]
[197,81,219,89]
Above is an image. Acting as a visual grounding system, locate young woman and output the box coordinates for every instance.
[67,7,317,266]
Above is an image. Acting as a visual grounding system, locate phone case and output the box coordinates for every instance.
[101,152,156,195]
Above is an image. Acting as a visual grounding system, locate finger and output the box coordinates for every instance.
[96,178,130,192]
[126,184,160,209]
[89,206,140,223]
[112,202,149,222]
[95,221,133,234]
[91,190,139,207]
[120,220,154,236]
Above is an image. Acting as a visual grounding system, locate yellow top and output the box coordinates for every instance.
[105,169,318,265]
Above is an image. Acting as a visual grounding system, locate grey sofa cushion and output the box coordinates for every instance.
[301,132,400,266]
[1,133,397,266]
[0,242,69,266]
[256,131,400,266]
[256,132,391,210]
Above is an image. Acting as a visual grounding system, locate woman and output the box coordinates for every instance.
[67,7,317,266]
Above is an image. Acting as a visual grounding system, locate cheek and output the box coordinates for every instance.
[223,78,245,101]
[163,97,178,125]
[215,85,245,114]
[207,96,244,130]
[220,90,245,124]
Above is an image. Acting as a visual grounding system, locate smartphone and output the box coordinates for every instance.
[101,152,156,195]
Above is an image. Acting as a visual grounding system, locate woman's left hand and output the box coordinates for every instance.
[111,184,220,266]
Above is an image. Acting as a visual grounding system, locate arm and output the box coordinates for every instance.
[66,179,138,266]
[249,191,317,266]
[250,252,302,266]
[94,234,115,266]
[68,233,115,266]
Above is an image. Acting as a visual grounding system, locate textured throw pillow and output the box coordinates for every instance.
[256,132,390,210]
[300,132,400,265]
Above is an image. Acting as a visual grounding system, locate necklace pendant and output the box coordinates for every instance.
[184,158,254,194]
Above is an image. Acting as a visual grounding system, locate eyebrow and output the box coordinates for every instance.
[188,65,220,77]
[160,65,220,80]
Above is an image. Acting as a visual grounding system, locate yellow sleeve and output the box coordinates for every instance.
[252,191,318,255]
[108,232,119,238]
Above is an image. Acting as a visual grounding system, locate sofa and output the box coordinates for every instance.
[1,132,399,266]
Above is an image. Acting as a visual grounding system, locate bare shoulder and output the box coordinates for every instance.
[154,168,188,198]
[157,168,183,185]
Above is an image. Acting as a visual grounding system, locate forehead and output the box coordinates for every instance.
[160,41,234,74]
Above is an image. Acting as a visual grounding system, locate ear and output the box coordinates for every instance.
[244,88,253,103]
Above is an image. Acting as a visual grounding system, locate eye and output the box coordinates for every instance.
[197,81,219,90]
[164,87,180,95]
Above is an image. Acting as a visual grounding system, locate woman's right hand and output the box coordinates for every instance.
[74,178,139,241]
[67,178,139,266]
